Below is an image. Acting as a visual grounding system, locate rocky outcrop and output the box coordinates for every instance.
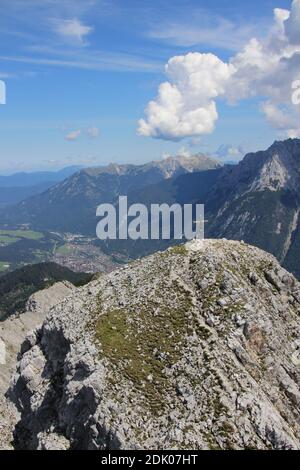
[0,281,75,450]
[7,240,300,450]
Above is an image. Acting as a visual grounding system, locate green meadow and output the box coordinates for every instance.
[0,229,44,241]
[0,261,10,272]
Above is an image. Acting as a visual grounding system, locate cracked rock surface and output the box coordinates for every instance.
[0,281,75,450]
[7,240,300,450]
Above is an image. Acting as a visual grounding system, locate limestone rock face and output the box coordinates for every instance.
[205,139,300,279]
[8,240,300,450]
[0,281,75,450]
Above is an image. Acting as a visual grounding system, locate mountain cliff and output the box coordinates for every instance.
[206,139,300,278]
[8,240,300,450]
[0,280,76,450]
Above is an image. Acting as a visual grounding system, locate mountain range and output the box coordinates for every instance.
[0,154,220,234]
[2,139,300,278]
[0,166,82,188]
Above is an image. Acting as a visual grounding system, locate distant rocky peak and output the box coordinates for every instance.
[258,138,300,192]
[158,153,221,177]
[227,138,300,195]
[269,138,300,155]
[251,153,289,192]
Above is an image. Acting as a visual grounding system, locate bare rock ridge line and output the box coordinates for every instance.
[6,239,300,450]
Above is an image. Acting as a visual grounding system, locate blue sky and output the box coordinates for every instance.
[0,0,295,173]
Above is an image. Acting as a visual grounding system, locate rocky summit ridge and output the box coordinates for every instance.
[6,239,300,450]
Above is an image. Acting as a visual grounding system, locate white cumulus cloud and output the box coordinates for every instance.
[261,102,300,137]
[138,53,232,141]
[139,0,300,141]
[285,0,300,44]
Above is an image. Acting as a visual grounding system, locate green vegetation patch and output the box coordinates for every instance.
[95,281,194,413]
[0,229,44,240]
[0,261,10,272]
[0,235,21,245]
[169,244,188,256]
[56,244,73,255]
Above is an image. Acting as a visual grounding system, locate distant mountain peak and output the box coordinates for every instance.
[82,153,221,178]
[0,153,219,235]
[219,138,300,196]
[249,152,289,193]
[269,137,300,151]
[250,138,300,193]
